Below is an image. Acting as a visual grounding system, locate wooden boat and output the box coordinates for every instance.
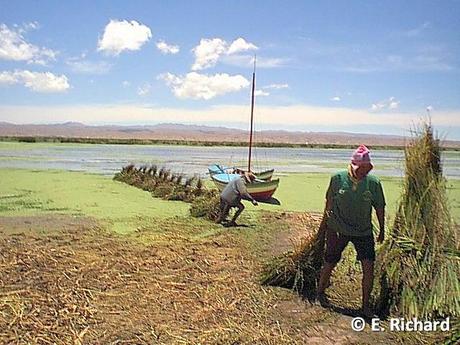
[208,164,274,181]
[210,58,279,200]
[211,173,279,201]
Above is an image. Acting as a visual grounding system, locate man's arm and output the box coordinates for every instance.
[376,208,385,243]
[320,175,336,229]
[319,196,333,230]
[237,179,258,205]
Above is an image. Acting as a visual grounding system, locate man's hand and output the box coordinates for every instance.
[375,208,385,243]
[252,200,258,206]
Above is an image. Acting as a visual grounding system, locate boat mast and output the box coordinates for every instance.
[248,56,256,172]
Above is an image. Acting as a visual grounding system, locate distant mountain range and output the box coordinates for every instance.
[1,122,459,148]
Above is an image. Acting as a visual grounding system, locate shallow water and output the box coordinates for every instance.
[0,142,459,179]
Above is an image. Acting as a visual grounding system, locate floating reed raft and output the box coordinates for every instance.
[376,123,460,322]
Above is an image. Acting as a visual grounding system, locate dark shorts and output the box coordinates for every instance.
[324,228,375,263]
[220,197,243,208]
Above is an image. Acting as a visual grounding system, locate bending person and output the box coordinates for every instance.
[216,172,258,226]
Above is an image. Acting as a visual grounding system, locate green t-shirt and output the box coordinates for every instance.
[326,170,386,237]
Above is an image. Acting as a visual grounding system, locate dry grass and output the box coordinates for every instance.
[0,227,287,344]
[1,212,449,344]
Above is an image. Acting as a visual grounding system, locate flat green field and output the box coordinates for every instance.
[1,169,459,234]
[0,168,189,233]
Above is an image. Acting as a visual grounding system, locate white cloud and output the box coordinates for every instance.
[156,40,179,54]
[371,97,400,111]
[222,54,289,68]
[191,38,227,70]
[257,57,290,68]
[21,22,40,32]
[137,83,151,96]
[254,89,269,97]
[264,83,289,90]
[330,96,341,102]
[406,22,431,37]
[0,23,57,65]
[344,53,453,73]
[0,70,70,93]
[66,57,112,74]
[97,20,152,56]
[389,99,399,109]
[227,38,258,55]
[371,103,383,111]
[158,71,249,100]
[191,37,258,70]
[0,71,18,84]
[122,80,130,87]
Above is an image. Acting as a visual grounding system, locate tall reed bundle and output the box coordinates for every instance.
[260,222,327,300]
[376,123,460,320]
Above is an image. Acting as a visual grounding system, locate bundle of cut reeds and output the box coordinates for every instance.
[114,164,204,202]
[376,123,460,320]
[260,221,327,300]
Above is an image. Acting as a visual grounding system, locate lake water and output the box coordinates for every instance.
[1,142,459,179]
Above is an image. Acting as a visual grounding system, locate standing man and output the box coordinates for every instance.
[317,145,386,318]
[216,172,258,226]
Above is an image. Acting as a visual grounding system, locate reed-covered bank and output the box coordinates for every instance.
[3,135,460,151]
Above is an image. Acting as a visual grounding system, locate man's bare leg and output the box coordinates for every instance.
[361,259,375,317]
[317,262,336,307]
[216,203,230,224]
[229,202,244,225]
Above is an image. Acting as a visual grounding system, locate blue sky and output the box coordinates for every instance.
[0,0,459,139]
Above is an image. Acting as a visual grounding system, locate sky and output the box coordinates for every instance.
[0,0,459,139]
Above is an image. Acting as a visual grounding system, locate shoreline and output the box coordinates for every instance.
[2,135,460,151]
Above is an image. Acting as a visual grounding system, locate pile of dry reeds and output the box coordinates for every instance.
[376,123,460,323]
[260,222,327,300]
[0,223,306,343]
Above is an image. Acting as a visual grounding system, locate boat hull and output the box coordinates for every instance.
[211,173,279,201]
[254,168,274,181]
[208,165,274,181]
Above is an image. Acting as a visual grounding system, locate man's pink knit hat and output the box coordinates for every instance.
[351,144,372,167]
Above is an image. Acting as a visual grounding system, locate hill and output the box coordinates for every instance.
[1,122,459,148]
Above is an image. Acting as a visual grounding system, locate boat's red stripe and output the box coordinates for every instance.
[250,190,275,200]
